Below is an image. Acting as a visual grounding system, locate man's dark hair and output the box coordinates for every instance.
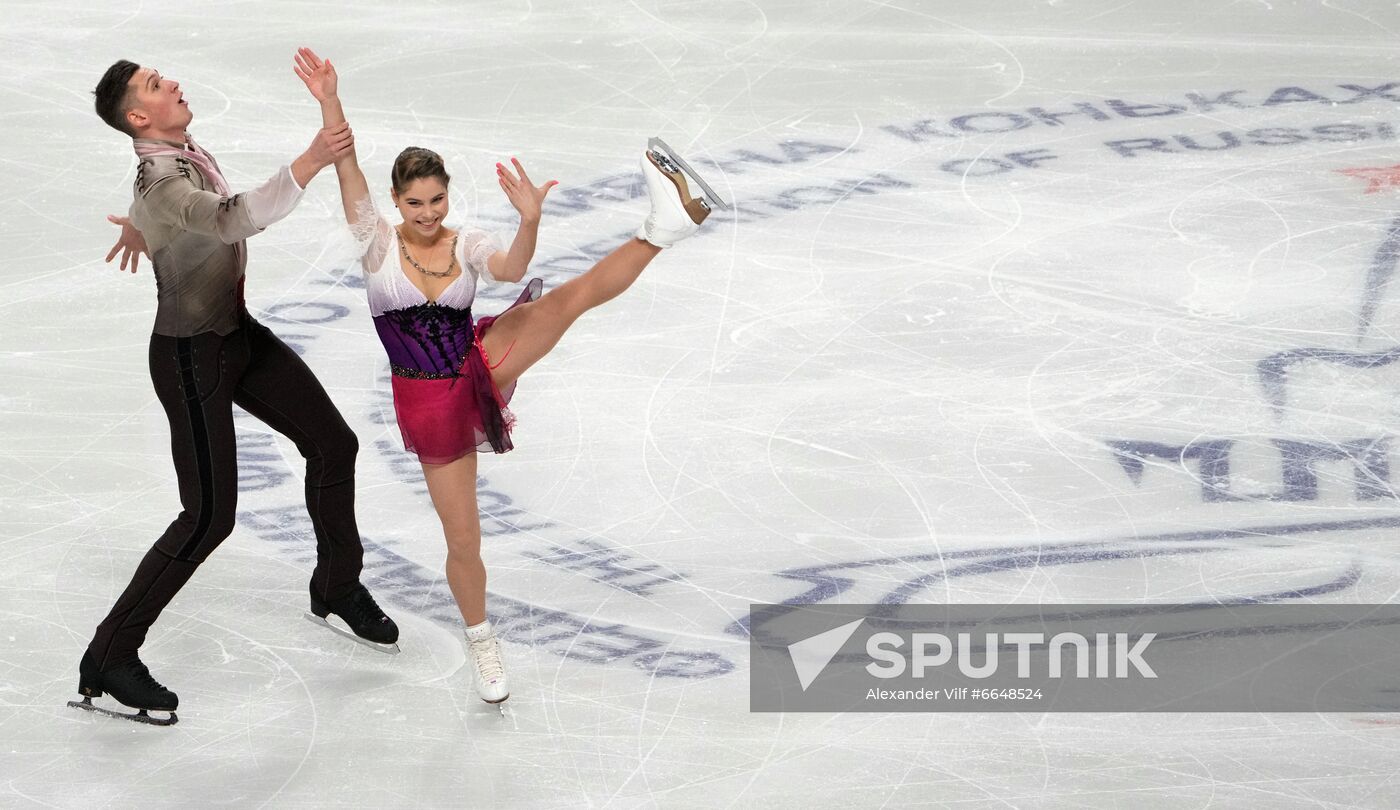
[94,60,141,136]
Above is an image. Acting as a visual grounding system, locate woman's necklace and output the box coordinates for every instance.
[397,227,459,278]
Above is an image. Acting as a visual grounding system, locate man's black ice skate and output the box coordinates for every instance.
[68,650,179,726]
[305,582,401,655]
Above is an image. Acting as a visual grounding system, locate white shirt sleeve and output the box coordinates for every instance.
[243,165,307,230]
[139,165,290,245]
[348,196,393,274]
[458,228,503,283]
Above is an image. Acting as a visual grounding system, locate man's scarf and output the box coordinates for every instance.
[133,135,246,292]
[133,135,232,196]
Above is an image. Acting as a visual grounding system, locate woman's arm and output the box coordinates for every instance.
[488,218,539,284]
[488,158,557,283]
[294,47,370,225]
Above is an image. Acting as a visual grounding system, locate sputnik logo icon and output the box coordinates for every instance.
[787,618,864,690]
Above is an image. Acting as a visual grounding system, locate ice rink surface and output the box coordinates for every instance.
[7,0,1400,806]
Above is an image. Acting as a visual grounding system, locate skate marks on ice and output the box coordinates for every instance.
[239,82,1400,679]
[1105,197,1400,512]
[12,0,1400,805]
[1251,214,1400,416]
[880,80,1400,195]
[302,612,402,656]
[240,506,734,681]
[730,517,1383,633]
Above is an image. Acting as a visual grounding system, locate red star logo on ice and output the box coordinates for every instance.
[1337,164,1400,194]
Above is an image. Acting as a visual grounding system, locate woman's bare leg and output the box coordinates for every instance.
[480,238,662,389]
[420,453,487,625]
[422,241,663,626]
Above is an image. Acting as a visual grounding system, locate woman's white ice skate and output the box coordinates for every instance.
[636,137,731,248]
[466,627,510,705]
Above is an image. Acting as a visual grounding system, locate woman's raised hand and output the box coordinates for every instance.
[497,158,557,223]
[293,47,338,101]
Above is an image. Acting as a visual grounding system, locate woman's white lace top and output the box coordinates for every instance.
[348,196,502,316]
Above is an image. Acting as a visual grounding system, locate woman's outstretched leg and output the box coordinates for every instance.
[480,237,660,389]
[480,139,728,390]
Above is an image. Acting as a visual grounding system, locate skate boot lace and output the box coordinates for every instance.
[347,587,386,626]
[129,660,167,693]
[468,636,505,682]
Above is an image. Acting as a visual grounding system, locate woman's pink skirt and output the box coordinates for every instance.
[390,279,542,465]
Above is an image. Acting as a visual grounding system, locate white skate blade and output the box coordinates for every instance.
[480,695,510,718]
[648,137,732,211]
[68,696,178,726]
[304,612,402,656]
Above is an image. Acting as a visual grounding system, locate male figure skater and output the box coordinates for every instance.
[74,60,399,726]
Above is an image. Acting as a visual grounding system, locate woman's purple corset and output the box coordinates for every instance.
[373,304,475,378]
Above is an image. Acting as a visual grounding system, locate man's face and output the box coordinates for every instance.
[126,67,192,135]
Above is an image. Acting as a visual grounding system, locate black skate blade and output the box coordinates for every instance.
[304,612,401,655]
[648,137,732,211]
[68,696,178,726]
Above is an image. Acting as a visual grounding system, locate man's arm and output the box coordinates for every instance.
[141,164,296,244]
[140,124,352,245]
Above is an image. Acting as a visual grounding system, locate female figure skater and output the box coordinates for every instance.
[293,48,727,704]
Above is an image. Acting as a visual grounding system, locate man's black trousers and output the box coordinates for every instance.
[89,313,365,668]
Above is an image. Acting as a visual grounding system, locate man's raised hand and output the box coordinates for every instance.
[308,121,355,169]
